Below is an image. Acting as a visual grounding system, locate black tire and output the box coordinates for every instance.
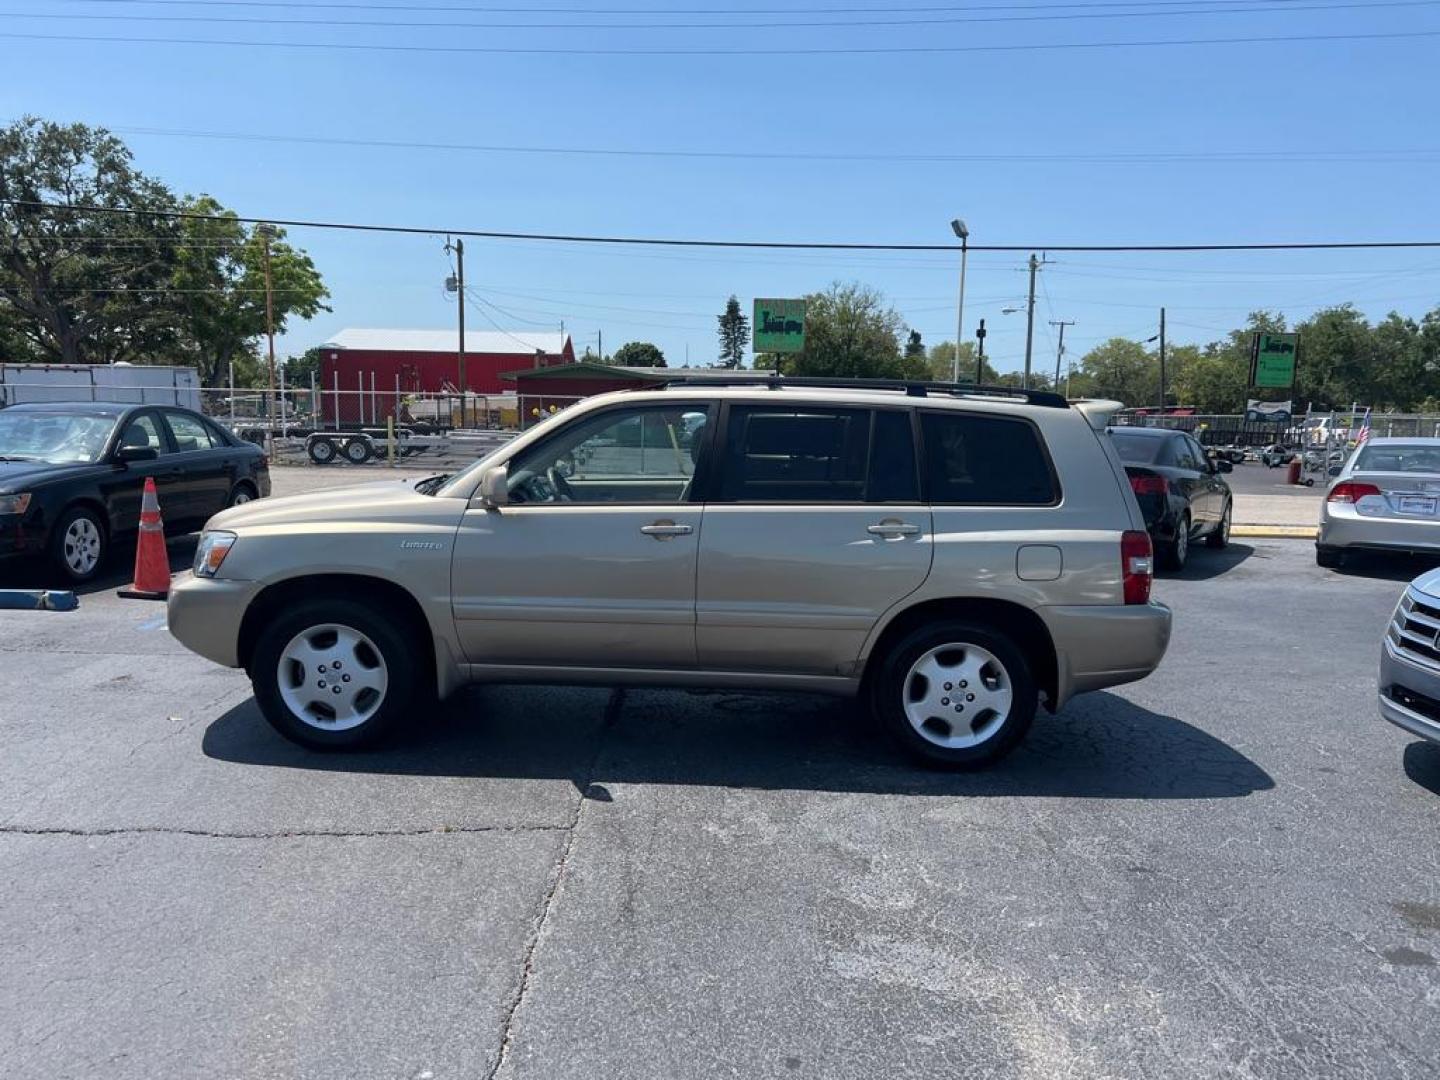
[1207,502,1231,549]
[1158,514,1190,571]
[227,481,259,508]
[342,438,372,465]
[870,620,1038,769]
[49,504,108,584]
[308,437,337,465]
[1316,545,1347,569]
[250,597,428,750]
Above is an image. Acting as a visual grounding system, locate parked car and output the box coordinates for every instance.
[1107,426,1234,571]
[0,402,269,583]
[1379,567,1440,744]
[1317,438,1440,568]
[168,379,1172,769]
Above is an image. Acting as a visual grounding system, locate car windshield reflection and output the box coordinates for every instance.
[0,410,116,465]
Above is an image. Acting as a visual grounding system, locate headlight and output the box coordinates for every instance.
[193,531,237,577]
[0,493,32,516]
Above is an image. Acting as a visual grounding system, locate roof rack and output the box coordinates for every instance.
[657,374,1069,409]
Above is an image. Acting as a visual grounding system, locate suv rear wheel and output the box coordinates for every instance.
[871,621,1037,769]
[250,598,425,749]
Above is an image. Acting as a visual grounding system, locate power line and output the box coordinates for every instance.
[14,0,1428,31]
[8,198,1440,253]
[3,26,1437,57]
[110,124,1440,165]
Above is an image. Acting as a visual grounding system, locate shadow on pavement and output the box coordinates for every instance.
[1402,740,1440,796]
[1166,542,1255,582]
[1333,551,1440,584]
[0,535,197,596]
[203,687,1274,800]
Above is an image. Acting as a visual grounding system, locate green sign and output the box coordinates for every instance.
[753,298,806,353]
[1250,332,1299,389]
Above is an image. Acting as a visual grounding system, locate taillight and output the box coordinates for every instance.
[1328,481,1380,503]
[1129,474,1168,496]
[1122,530,1153,605]
[259,454,270,469]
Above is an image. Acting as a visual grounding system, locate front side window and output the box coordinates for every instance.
[119,414,171,456]
[506,404,710,504]
[920,411,1058,505]
[164,411,216,452]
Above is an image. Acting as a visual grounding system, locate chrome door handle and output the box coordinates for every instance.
[640,522,693,538]
[867,521,920,537]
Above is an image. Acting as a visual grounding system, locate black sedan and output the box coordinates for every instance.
[0,402,269,583]
[1109,426,1234,571]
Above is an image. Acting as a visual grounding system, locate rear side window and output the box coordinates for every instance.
[920,411,1058,505]
[164,411,216,452]
[718,407,869,502]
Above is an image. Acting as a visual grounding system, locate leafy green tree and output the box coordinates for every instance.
[926,340,998,384]
[611,340,666,368]
[1074,338,1157,407]
[0,116,185,363]
[775,282,923,379]
[171,196,329,386]
[716,295,748,368]
[282,346,324,388]
[904,329,925,360]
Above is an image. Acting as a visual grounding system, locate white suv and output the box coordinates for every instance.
[169,378,1171,769]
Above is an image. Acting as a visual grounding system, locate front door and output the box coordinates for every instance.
[451,401,714,669]
[695,405,933,675]
[100,411,187,537]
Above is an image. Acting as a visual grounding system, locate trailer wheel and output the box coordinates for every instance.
[342,438,373,464]
[308,437,337,465]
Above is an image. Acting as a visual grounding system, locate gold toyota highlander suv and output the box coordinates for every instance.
[168,378,1171,769]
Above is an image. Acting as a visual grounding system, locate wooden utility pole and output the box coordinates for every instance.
[1158,307,1167,411]
[1049,319,1075,387]
[1022,253,1039,389]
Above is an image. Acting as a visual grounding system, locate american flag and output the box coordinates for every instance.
[1356,408,1373,444]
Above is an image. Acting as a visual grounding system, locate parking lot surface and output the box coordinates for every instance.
[3,538,1440,1078]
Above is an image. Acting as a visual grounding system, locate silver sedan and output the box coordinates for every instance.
[1317,437,1440,568]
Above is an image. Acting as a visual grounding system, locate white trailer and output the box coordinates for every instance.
[0,363,202,410]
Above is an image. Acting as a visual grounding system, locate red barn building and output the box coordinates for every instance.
[318,328,574,425]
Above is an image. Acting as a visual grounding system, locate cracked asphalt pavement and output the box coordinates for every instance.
[3,538,1440,1078]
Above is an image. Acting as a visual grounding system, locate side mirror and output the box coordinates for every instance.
[115,445,158,463]
[478,466,508,508]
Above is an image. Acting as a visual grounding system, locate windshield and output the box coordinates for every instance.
[0,410,117,465]
[1354,444,1440,474]
[1109,431,1163,464]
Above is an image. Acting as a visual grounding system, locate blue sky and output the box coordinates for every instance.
[4,0,1439,376]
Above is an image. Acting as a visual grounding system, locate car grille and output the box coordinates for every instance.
[1389,591,1440,668]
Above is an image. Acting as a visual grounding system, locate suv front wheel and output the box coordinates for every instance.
[871,621,1038,769]
[250,598,424,749]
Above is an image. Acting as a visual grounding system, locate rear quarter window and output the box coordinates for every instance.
[920,411,1059,505]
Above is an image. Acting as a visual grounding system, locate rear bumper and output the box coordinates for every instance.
[1379,636,1440,744]
[1041,601,1173,707]
[1320,504,1440,554]
[166,572,259,668]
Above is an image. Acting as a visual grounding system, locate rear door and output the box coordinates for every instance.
[695,405,931,675]
[1165,435,1210,530]
[159,409,233,525]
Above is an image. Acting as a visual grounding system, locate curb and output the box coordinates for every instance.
[1232,525,1317,539]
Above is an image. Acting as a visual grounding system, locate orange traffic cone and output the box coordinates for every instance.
[117,477,171,600]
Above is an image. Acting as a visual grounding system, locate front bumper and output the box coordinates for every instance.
[1320,503,1440,555]
[0,515,46,560]
[166,572,260,668]
[1379,636,1440,744]
[1041,601,1173,707]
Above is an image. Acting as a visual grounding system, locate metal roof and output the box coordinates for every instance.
[323,328,570,356]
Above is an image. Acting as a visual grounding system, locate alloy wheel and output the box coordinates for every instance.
[276,623,389,731]
[902,643,1014,749]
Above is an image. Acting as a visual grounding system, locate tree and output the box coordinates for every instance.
[716,295,748,368]
[926,340,999,384]
[904,329,925,360]
[611,341,666,368]
[0,116,185,364]
[171,195,329,386]
[282,346,324,388]
[774,282,924,380]
[1073,338,1157,407]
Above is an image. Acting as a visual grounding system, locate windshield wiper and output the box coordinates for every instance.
[414,473,451,496]
[0,455,39,462]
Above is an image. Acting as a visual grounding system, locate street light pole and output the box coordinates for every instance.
[1022,252,1039,390]
[950,218,969,383]
[256,223,278,441]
